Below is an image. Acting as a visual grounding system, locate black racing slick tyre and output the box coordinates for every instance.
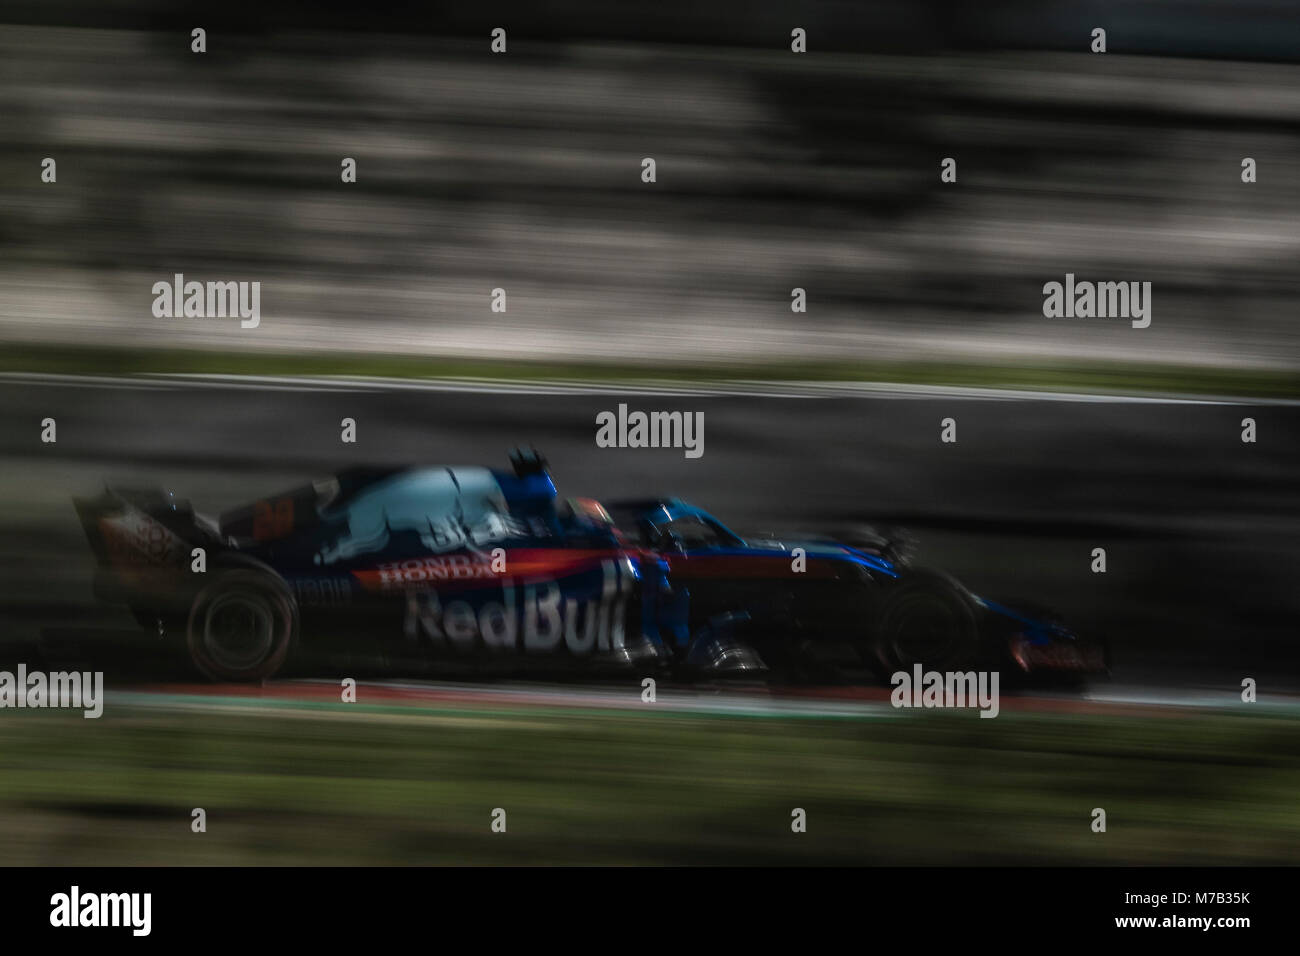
[868,569,981,675]
[186,569,297,681]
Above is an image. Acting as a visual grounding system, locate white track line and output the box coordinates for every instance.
[1,371,1293,404]
[106,679,1300,719]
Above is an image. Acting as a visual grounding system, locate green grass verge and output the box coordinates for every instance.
[0,705,1295,864]
[2,343,1297,398]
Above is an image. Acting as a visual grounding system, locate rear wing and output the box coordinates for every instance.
[74,486,229,610]
[74,487,219,571]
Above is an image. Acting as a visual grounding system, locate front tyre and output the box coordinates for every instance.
[186,569,297,681]
[868,569,981,675]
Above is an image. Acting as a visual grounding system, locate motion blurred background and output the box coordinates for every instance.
[0,2,1297,866]
[1,0,1299,382]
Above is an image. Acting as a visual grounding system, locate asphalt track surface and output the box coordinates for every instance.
[0,375,1297,696]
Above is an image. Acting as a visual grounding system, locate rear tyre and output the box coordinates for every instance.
[868,569,981,675]
[186,569,296,681]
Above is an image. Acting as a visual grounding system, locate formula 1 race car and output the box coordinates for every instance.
[74,450,1107,683]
